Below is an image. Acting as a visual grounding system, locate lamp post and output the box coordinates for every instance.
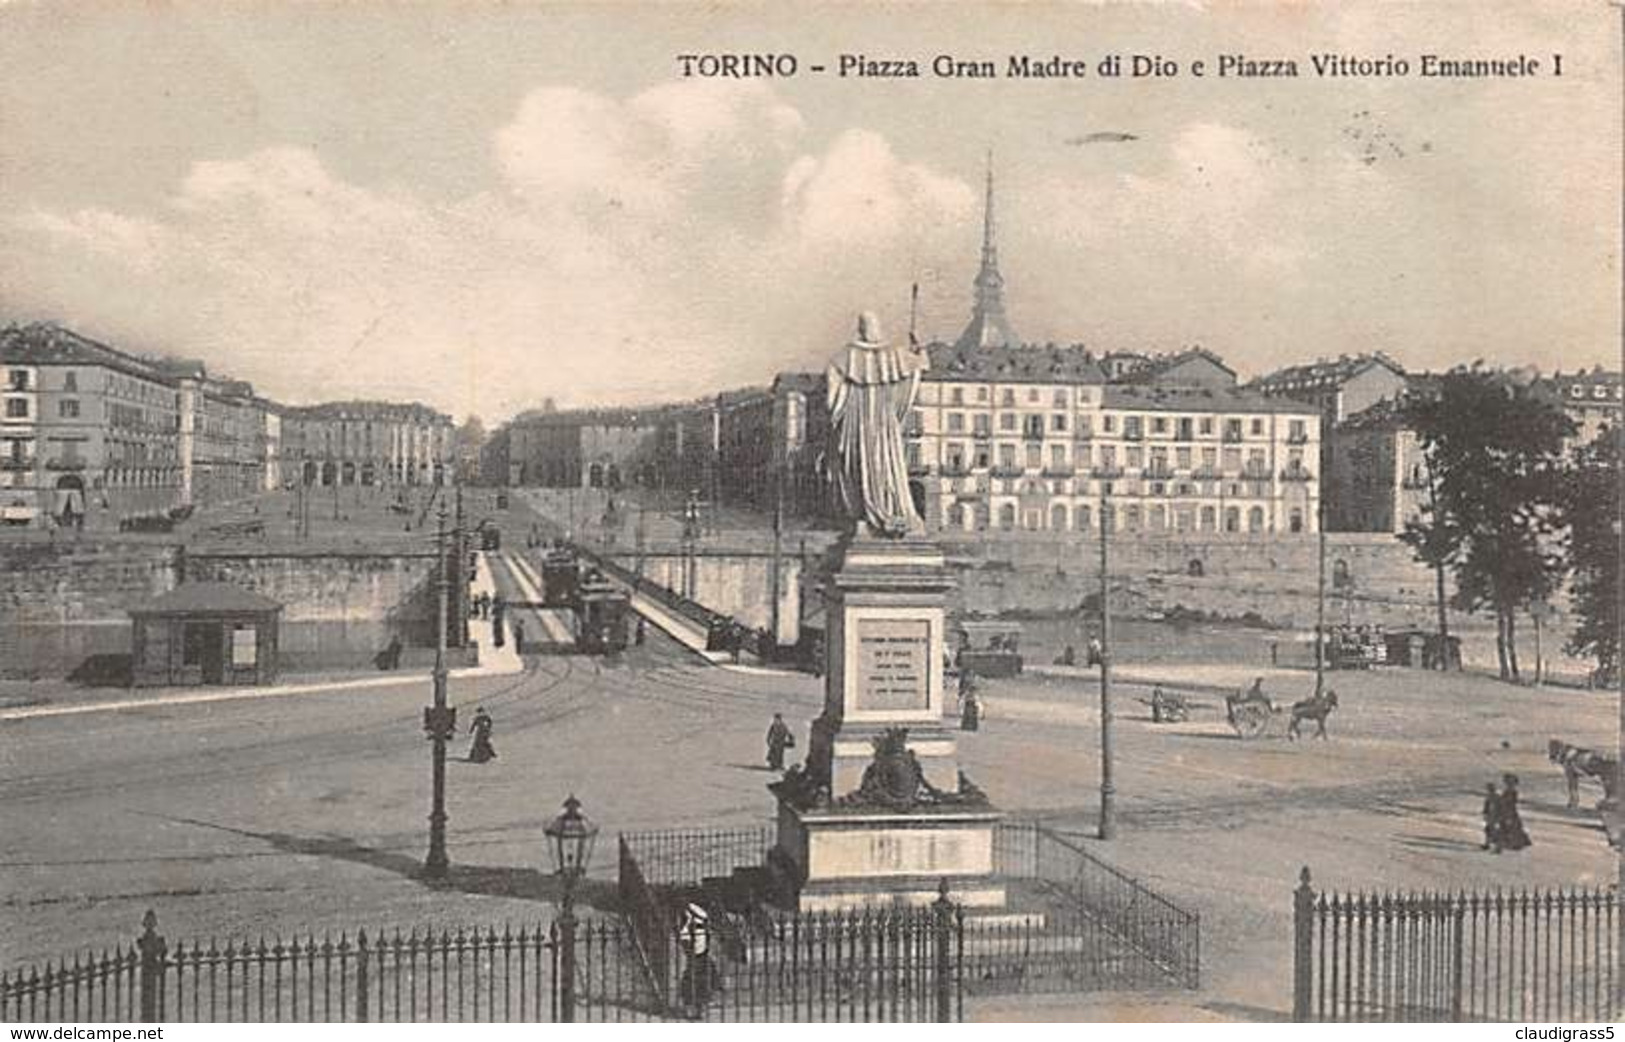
[544,794,599,1023]
[1097,486,1115,840]
[421,503,453,879]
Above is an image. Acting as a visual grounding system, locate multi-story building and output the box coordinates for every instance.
[1113,347,1237,390]
[1325,399,1431,534]
[897,158,1319,536]
[1249,353,1410,427]
[167,362,268,508]
[0,323,185,527]
[1538,367,1621,447]
[282,401,454,488]
[907,343,1320,535]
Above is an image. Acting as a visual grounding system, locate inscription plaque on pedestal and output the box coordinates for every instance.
[855,618,929,711]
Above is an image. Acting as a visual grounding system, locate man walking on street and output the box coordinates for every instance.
[766,712,795,771]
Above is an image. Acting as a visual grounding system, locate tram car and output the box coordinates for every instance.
[574,571,631,654]
[540,548,580,608]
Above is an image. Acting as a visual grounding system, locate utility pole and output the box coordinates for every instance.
[454,483,468,649]
[1316,493,1327,696]
[1097,487,1115,840]
[422,503,453,879]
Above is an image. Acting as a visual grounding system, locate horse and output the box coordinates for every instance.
[1287,690,1339,741]
[1548,739,1619,809]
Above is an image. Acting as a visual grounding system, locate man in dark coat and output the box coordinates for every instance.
[766,713,795,771]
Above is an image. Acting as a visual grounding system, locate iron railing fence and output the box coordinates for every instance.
[1293,868,1620,1022]
[619,826,773,888]
[637,901,961,1022]
[994,821,1201,989]
[0,911,654,1024]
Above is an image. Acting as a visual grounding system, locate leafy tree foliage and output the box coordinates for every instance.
[1400,366,1574,680]
[1559,426,1621,683]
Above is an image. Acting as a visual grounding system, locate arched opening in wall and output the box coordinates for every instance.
[303,461,318,487]
[1187,558,1205,578]
[1248,506,1265,532]
[1077,505,1092,531]
[1124,505,1143,532]
[1051,503,1068,531]
[1289,507,1304,533]
[998,503,1015,530]
[1149,505,1166,531]
[975,503,991,531]
[1201,505,1217,531]
[908,479,926,520]
[53,474,85,526]
[361,463,376,486]
[1333,558,1353,590]
[1224,507,1240,533]
[947,502,966,529]
[341,462,356,486]
[588,463,604,489]
[321,462,337,487]
[607,464,622,490]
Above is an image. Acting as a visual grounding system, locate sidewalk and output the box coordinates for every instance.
[0,553,523,723]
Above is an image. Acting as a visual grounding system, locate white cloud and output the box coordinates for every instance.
[6,81,973,419]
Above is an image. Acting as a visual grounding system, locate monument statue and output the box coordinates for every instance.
[826,312,929,538]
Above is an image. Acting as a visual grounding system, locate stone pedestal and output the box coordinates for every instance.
[771,534,1004,912]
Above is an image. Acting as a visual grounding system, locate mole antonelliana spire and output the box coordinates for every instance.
[954,149,1019,351]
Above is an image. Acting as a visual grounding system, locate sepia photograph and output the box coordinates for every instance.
[0,0,1621,1027]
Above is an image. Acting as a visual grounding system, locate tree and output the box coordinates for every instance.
[1560,425,1621,684]
[1399,471,1464,669]
[1400,366,1574,681]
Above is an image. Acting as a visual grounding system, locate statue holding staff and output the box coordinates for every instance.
[825,311,929,538]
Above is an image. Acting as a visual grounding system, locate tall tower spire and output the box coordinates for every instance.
[956,149,1019,350]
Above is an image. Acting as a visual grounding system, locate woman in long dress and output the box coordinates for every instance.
[1498,773,1531,851]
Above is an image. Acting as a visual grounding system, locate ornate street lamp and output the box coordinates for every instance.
[544,794,598,1023]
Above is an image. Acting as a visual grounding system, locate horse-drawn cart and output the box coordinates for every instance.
[1225,683,1339,740]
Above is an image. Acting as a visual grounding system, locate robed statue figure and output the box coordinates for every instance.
[826,312,929,538]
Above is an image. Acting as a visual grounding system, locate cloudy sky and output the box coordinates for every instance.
[0,1,1618,421]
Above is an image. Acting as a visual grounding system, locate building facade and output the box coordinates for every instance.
[907,344,1321,536]
[282,401,454,488]
[1539,367,1622,447]
[1325,400,1431,534]
[1,323,185,528]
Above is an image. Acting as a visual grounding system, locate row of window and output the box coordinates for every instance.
[940,500,1308,533]
[941,476,1287,499]
[912,409,1310,442]
[919,440,1306,474]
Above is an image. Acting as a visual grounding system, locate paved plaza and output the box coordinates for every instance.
[2,559,1615,1019]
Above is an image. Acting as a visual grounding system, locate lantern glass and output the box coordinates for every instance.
[544,794,599,879]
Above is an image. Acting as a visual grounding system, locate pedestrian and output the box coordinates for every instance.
[766,712,795,771]
[1152,685,1168,724]
[960,683,982,732]
[511,620,525,654]
[1482,782,1502,853]
[1498,774,1531,851]
[1056,644,1077,667]
[468,706,497,763]
[1087,637,1103,668]
[677,902,714,1018]
[635,617,647,646]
